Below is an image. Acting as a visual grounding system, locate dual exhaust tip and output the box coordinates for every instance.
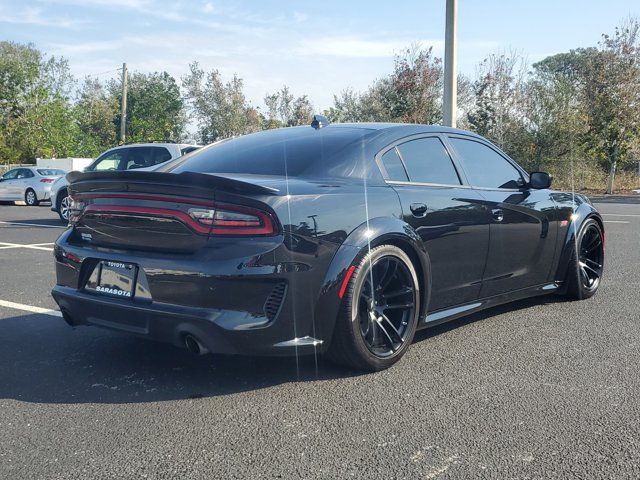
[184,334,209,356]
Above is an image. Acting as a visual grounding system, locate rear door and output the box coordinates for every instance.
[445,135,558,297]
[379,135,490,312]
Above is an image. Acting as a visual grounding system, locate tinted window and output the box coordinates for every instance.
[449,138,523,189]
[180,146,200,155]
[1,169,19,180]
[167,127,371,177]
[380,148,408,181]
[397,137,460,185]
[125,147,172,170]
[17,169,34,178]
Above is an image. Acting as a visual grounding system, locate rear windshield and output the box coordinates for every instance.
[166,127,372,177]
[37,169,65,176]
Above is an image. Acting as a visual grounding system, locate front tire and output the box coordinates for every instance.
[25,189,39,206]
[565,218,604,300]
[328,245,420,371]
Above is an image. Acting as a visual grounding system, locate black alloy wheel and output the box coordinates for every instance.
[566,218,604,300]
[329,245,420,371]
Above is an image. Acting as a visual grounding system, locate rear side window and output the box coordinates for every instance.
[380,148,409,181]
[180,146,200,155]
[37,169,65,176]
[125,147,172,170]
[448,138,523,189]
[17,169,34,178]
[397,137,461,185]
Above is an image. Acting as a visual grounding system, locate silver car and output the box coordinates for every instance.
[0,167,66,206]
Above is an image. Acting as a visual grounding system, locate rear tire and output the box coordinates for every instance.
[25,189,39,206]
[565,218,604,300]
[57,190,70,222]
[328,245,420,371]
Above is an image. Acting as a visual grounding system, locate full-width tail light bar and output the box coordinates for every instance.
[68,194,278,236]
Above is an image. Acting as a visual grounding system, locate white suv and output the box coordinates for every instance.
[51,143,199,221]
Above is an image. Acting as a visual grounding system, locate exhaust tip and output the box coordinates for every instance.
[184,334,209,355]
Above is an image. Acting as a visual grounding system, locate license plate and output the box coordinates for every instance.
[86,261,137,298]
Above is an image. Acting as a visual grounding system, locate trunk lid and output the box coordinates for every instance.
[67,171,279,253]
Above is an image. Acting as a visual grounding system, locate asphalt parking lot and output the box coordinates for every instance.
[1,197,639,479]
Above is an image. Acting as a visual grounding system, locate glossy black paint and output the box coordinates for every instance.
[52,124,603,357]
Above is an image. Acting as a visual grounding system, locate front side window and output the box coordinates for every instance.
[449,138,523,189]
[396,137,461,185]
[2,169,19,180]
[90,150,127,171]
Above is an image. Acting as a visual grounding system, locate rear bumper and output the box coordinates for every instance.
[51,229,337,356]
[52,285,321,356]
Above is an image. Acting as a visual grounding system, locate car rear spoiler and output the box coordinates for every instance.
[66,170,280,196]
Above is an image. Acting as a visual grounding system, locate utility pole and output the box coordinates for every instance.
[119,63,128,144]
[443,0,458,128]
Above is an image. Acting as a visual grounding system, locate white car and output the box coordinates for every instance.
[51,142,199,221]
[0,167,66,206]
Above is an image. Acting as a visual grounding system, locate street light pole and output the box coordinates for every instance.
[443,0,458,128]
[119,63,128,144]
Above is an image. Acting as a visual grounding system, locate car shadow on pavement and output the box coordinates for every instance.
[1,217,65,227]
[0,312,361,405]
[0,295,567,405]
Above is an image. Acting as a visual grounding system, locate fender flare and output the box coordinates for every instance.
[314,216,432,349]
[554,203,604,287]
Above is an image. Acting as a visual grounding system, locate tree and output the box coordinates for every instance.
[580,19,640,193]
[0,41,78,162]
[110,71,185,144]
[326,45,443,125]
[467,51,530,161]
[74,77,117,156]
[182,62,261,142]
[264,86,313,128]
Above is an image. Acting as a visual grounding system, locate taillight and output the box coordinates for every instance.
[40,178,55,183]
[67,197,86,225]
[188,204,276,235]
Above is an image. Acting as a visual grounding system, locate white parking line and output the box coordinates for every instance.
[0,220,66,229]
[604,221,630,224]
[602,214,640,217]
[0,299,62,317]
[0,242,54,251]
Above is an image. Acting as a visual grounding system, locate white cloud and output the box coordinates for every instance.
[0,6,88,28]
[202,2,214,14]
[296,36,444,58]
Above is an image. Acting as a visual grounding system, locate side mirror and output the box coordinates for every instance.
[529,171,552,189]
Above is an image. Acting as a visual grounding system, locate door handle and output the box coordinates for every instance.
[491,208,504,222]
[410,203,428,217]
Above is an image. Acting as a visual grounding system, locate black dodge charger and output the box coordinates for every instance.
[52,119,604,371]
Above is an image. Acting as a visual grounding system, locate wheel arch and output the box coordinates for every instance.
[56,186,69,209]
[554,205,604,287]
[314,217,431,350]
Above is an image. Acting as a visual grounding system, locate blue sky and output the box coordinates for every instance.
[1,0,638,112]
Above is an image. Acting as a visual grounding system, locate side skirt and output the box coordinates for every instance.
[418,282,560,330]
